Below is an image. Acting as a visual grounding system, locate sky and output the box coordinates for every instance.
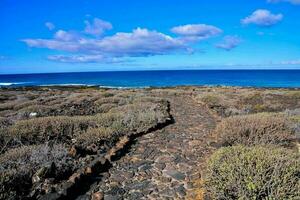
[0,0,300,74]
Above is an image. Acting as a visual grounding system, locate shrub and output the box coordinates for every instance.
[199,94,222,107]
[94,97,121,105]
[242,92,264,105]
[0,117,12,128]
[119,101,169,133]
[6,116,94,147]
[101,92,114,98]
[0,144,71,200]
[75,127,115,147]
[0,102,15,111]
[205,146,300,200]
[215,113,296,147]
[95,103,117,113]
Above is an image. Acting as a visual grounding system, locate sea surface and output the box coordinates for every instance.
[0,70,299,88]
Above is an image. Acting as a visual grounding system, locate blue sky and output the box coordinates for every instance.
[1,0,300,74]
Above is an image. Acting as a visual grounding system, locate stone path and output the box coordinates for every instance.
[88,94,217,200]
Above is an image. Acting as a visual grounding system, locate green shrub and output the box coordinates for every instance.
[215,113,296,147]
[205,146,300,200]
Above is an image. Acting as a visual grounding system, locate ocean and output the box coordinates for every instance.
[0,70,299,88]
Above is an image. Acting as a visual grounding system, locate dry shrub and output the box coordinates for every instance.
[0,144,71,200]
[94,97,121,105]
[242,92,264,105]
[199,94,222,107]
[0,117,12,128]
[119,101,169,133]
[92,112,124,131]
[101,91,114,97]
[76,127,115,147]
[0,102,16,111]
[205,146,300,200]
[6,116,94,147]
[215,113,296,147]
[13,101,36,111]
[96,103,117,113]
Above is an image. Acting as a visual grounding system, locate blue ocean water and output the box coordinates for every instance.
[0,70,299,88]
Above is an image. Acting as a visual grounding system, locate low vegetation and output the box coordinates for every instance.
[1,86,299,199]
[197,87,300,117]
[205,146,300,200]
[0,144,72,200]
[195,87,300,199]
[214,113,296,147]
[0,87,171,199]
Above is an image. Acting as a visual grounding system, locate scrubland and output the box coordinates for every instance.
[0,87,171,199]
[0,86,299,199]
[194,87,300,200]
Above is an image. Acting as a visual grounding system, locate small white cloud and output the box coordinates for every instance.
[48,54,125,63]
[215,36,241,51]
[241,9,283,27]
[267,0,300,4]
[54,30,80,41]
[281,59,300,65]
[84,18,112,36]
[45,22,55,31]
[171,24,222,41]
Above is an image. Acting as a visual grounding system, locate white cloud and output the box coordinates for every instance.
[171,24,222,41]
[23,28,188,57]
[215,36,241,51]
[281,59,300,65]
[267,0,300,4]
[84,18,112,36]
[48,55,125,63]
[241,9,283,27]
[45,22,55,31]
[54,30,80,41]
[23,20,224,63]
[97,28,187,56]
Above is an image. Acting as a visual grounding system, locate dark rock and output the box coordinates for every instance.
[154,163,166,170]
[75,194,90,200]
[175,184,186,197]
[126,192,144,200]
[104,194,122,200]
[139,164,153,171]
[164,170,186,181]
[125,180,150,190]
[107,186,126,196]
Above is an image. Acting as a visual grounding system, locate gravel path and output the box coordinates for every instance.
[83,94,217,200]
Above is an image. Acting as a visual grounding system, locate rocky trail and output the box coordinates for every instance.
[75,94,218,200]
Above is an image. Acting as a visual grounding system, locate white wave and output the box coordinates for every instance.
[0,82,30,86]
[98,85,150,89]
[39,83,95,87]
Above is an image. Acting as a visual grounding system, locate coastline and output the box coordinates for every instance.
[1,84,300,90]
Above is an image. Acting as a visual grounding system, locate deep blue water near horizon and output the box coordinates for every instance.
[0,70,300,88]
